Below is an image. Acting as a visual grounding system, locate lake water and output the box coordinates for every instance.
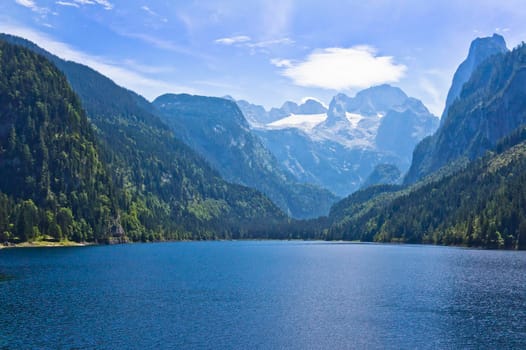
[0,241,525,349]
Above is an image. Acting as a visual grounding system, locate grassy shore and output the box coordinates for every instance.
[1,240,93,249]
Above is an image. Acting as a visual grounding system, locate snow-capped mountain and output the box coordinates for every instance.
[237,98,327,127]
[237,85,439,196]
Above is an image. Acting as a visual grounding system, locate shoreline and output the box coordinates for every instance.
[1,239,522,251]
[1,241,95,249]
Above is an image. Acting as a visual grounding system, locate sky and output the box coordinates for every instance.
[2,1,526,115]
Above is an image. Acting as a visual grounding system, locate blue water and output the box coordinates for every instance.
[0,242,525,349]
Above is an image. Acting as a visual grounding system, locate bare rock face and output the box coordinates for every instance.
[441,34,508,124]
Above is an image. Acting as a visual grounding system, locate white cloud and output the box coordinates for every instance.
[279,46,407,90]
[69,0,113,10]
[249,38,294,48]
[15,0,37,8]
[0,23,196,99]
[141,5,156,16]
[270,58,292,68]
[15,0,49,14]
[215,35,251,45]
[56,1,80,7]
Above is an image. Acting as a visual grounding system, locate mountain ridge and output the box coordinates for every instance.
[243,85,438,196]
[153,93,338,219]
[0,33,288,242]
[405,38,525,184]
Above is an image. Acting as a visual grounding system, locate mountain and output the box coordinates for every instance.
[405,39,525,184]
[153,93,338,219]
[1,34,287,242]
[441,34,508,124]
[237,98,327,127]
[326,126,526,249]
[255,128,401,196]
[0,39,119,243]
[375,98,440,158]
[324,38,526,249]
[251,85,438,196]
[361,164,402,188]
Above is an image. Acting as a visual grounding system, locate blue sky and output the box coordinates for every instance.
[2,0,526,115]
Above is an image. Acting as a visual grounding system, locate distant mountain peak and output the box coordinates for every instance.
[347,84,408,116]
[297,98,328,114]
[441,33,508,122]
[469,33,507,57]
[324,93,351,126]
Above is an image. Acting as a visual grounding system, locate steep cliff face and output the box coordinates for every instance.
[406,40,526,184]
[441,33,508,124]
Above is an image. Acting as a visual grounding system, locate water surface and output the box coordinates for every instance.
[0,241,524,349]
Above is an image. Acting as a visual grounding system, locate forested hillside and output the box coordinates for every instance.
[0,36,287,243]
[0,40,118,243]
[325,43,526,249]
[327,127,526,249]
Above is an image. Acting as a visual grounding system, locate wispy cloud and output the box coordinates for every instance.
[270,58,292,68]
[55,1,79,7]
[261,0,294,38]
[215,35,251,45]
[275,46,407,90]
[0,23,196,99]
[15,0,49,14]
[215,35,294,50]
[117,31,207,60]
[141,5,156,16]
[140,5,167,23]
[248,38,294,48]
[122,58,176,75]
[15,0,37,8]
[62,0,114,10]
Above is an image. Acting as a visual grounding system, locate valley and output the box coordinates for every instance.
[0,32,525,249]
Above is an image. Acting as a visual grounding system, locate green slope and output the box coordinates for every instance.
[0,34,287,242]
[327,127,526,249]
[0,39,118,243]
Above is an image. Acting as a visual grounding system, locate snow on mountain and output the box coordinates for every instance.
[238,85,439,196]
[267,113,327,132]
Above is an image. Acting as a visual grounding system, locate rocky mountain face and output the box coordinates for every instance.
[405,37,526,184]
[153,94,338,219]
[361,164,402,189]
[242,85,438,196]
[237,98,327,127]
[441,34,508,124]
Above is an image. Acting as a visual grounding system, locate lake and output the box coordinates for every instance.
[0,241,525,349]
